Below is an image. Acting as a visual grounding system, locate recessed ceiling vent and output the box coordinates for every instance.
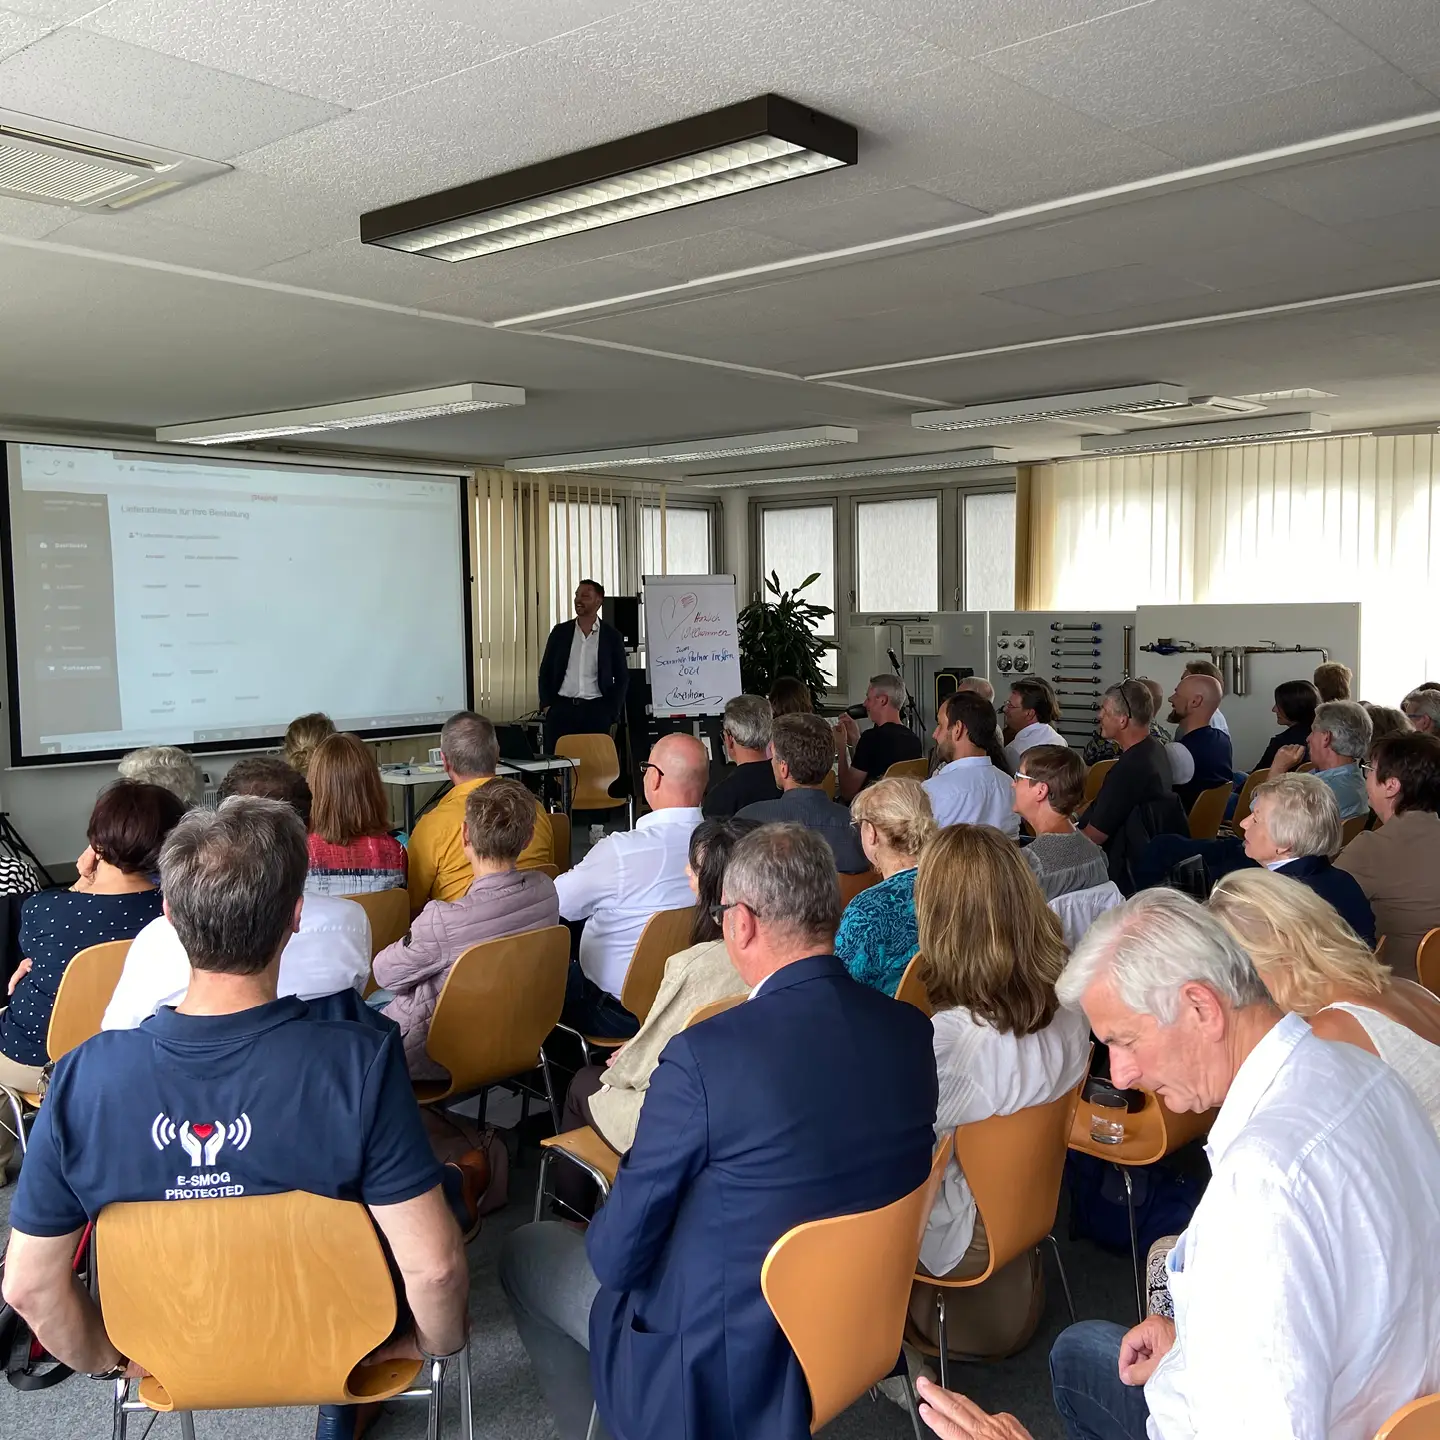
[0,109,228,210]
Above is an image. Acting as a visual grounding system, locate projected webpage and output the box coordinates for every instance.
[7,443,468,759]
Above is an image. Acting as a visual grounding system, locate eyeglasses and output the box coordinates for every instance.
[1013,772,1039,785]
[640,762,665,782]
[709,900,754,926]
[1358,760,1373,775]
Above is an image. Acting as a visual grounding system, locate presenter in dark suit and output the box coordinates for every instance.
[500,824,938,1440]
[539,579,630,754]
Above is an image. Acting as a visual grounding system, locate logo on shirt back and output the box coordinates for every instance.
[151,1112,252,1199]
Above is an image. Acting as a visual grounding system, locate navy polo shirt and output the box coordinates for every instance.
[1176,723,1235,810]
[10,996,442,1238]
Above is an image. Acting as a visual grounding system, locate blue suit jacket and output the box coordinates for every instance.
[1279,854,1377,947]
[586,955,937,1440]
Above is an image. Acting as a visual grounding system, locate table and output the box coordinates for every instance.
[380,757,579,830]
[503,756,579,812]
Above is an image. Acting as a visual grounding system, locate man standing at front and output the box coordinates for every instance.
[539,580,630,754]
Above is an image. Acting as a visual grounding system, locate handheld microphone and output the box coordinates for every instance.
[887,647,903,673]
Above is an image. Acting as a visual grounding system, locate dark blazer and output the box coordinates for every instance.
[1256,722,1312,772]
[736,787,870,873]
[586,956,937,1440]
[1277,854,1377,947]
[537,618,629,717]
[703,759,782,818]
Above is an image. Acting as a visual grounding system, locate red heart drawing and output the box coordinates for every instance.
[191,1123,214,1139]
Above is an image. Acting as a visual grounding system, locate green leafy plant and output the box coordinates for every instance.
[737,570,833,705]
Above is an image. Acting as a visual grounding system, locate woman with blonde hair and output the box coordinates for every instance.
[282,711,335,777]
[1211,867,1440,1134]
[305,732,406,895]
[911,825,1090,1359]
[836,777,936,996]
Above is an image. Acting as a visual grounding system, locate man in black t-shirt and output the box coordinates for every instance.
[704,695,781,817]
[834,674,923,801]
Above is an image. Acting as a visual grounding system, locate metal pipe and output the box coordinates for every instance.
[1053,666,1102,675]
[1123,624,1134,679]
[1051,623,1102,631]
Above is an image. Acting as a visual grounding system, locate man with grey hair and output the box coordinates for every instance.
[117,744,204,808]
[1271,698,1371,820]
[501,823,937,1440]
[1402,686,1440,735]
[834,673,922,800]
[958,675,995,705]
[3,797,482,1440]
[703,694,780,817]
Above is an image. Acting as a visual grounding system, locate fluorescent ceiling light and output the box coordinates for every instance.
[693,447,1013,487]
[155,383,525,446]
[913,383,1189,430]
[360,95,857,263]
[1079,412,1331,454]
[508,426,858,473]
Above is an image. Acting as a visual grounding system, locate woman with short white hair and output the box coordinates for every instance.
[1238,773,1374,945]
[117,744,204,808]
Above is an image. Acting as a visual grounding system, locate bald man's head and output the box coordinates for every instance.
[646,732,710,809]
[1168,672,1222,727]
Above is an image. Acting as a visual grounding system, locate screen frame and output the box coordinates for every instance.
[0,435,475,768]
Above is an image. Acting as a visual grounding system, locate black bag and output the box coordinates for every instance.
[0,1221,92,1391]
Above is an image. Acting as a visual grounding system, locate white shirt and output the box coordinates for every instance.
[1212,708,1230,736]
[1165,741,1195,787]
[1145,1013,1440,1440]
[101,894,372,1030]
[1004,721,1068,770]
[1048,882,1125,950]
[922,1004,1090,1274]
[560,621,602,700]
[923,756,1020,836]
[555,806,703,999]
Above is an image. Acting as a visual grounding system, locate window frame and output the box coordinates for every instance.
[754,495,842,690]
[958,484,1018,612]
[851,488,943,615]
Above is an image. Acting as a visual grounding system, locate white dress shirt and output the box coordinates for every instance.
[1212,708,1230,736]
[101,894,372,1030]
[1145,1012,1440,1440]
[923,756,1020,836]
[1004,721,1068,770]
[555,806,703,999]
[560,621,602,700]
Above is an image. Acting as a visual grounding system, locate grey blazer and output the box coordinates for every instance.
[737,787,870,873]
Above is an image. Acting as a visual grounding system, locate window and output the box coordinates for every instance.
[641,504,712,576]
[856,496,939,611]
[761,503,837,687]
[549,499,620,620]
[963,491,1016,611]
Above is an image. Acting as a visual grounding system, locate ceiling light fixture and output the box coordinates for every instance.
[155,383,526,446]
[508,426,859,473]
[360,95,857,263]
[691,447,1013,487]
[1079,412,1332,454]
[913,383,1189,431]
[1235,387,1337,402]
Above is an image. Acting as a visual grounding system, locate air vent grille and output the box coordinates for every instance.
[0,138,139,203]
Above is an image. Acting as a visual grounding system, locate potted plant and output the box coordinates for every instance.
[737,571,832,706]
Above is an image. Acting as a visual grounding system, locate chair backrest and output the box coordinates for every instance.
[883,758,928,782]
[1417,928,1440,997]
[685,993,747,1027]
[46,939,133,1062]
[952,1083,1084,1284]
[1231,767,1270,826]
[821,770,838,800]
[761,1136,953,1434]
[1083,758,1116,804]
[97,1192,417,1410]
[893,952,932,1016]
[619,905,696,1024]
[555,733,623,810]
[549,811,572,872]
[1297,761,1316,773]
[424,925,571,1097]
[1376,1395,1440,1438]
[532,862,561,879]
[1186,782,1233,840]
[1341,813,1369,846]
[837,868,881,907]
[337,889,410,960]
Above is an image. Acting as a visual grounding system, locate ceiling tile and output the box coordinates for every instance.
[1332,206,1440,259]
[1,0,104,18]
[0,29,345,159]
[0,6,51,58]
[847,0,1162,59]
[138,168,357,253]
[745,186,987,249]
[45,208,314,273]
[986,262,1214,315]
[612,227,820,280]
[1242,135,1440,225]
[1146,229,1382,292]
[0,194,71,239]
[421,0,647,51]
[255,238,469,305]
[1306,0,1440,80]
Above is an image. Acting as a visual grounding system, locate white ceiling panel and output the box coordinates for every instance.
[0,194,71,239]
[254,238,475,305]
[419,0,650,52]
[0,28,345,159]
[1334,206,1440,260]
[0,6,52,58]
[985,262,1215,316]
[45,208,315,273]
[1,0,104,19]
[743,186,988,249]
[1242,136,1440,225]
[846,0,1165,59]
[1307,0,1440,79]
[137,168,357,254]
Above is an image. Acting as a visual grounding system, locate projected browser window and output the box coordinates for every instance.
[5,443,469,761]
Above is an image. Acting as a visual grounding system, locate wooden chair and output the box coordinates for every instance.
[910,1087,1083,1390]
[685,993,747,1026]
[821,770,838,801]
[96,1191,470,1438]
[884,758,929,782]
[1376,1395,1440,1438]
[894,953,932,1017]
[1417,928,1440,997]
[1297,761,1316,773]
[1341,813,1369,846]
[1186,782,1233,841]
[549,811,572,872]
[838,868,881,907]
[413,925,571,1130]
[336,888,409,960]
[762,1137,953,1435]
[1229,767,1269,828]
[532,862,561,880]
[555,733,632,828]
[1068,1087,1216,1319]
[1083,758,1116,805]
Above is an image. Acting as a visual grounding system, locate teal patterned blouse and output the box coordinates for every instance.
[835,866,919,997]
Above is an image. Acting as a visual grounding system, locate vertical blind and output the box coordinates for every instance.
[1022,433,1440,702]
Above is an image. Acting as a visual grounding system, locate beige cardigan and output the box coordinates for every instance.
[588,939,743,1152]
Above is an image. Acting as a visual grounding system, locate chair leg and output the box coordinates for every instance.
[426,1356,444,1440]
[900,1372,925,1440]
[1121,1168,1143,1321]
[112,1376,129,1440]
[456,1344,475,1440]
[585,1403,600,1440]
[1044,1232,1078,1324]
[539,1046,562,1133]
[178,1413,196,1440]
[533,1147,556,1223]
[934,1289,949,1393]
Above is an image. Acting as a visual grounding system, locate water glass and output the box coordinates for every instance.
[1089,1093,1128,1146]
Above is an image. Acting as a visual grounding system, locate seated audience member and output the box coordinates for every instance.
[835,674,922,800]
[1082,677,1177,766]
[1256,679,1320,769]
[924,691,1019,836]
[912,826,1090,1360]
[767,675,813,716]
[738,714,868,872]
[1002,678,1067,769]
[1167,672,1233,811]
[558,732,708,1037]
[1270,698,1372,820]
[1210,868,1440,1135]
[1402,685,1440,735]
[1013,746,1110,900]
[376,780,559,1079]
[117,744,204,808]
[1364,702,1414,743]
[1313,659,1353,703]
[408,710,553,915]
[103,757,370,1029]
[836,778,935,996]
[956,674,995,705]
[500,824,937,1440]
[0,780,182,1166]
[1182,658,1232,736]
[702,695,780,817]
[1,796,477,1440]
[304,732,406,895]
[1336,732,1440,980]
[281,710,335,777]
[1238,773,1375,944]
